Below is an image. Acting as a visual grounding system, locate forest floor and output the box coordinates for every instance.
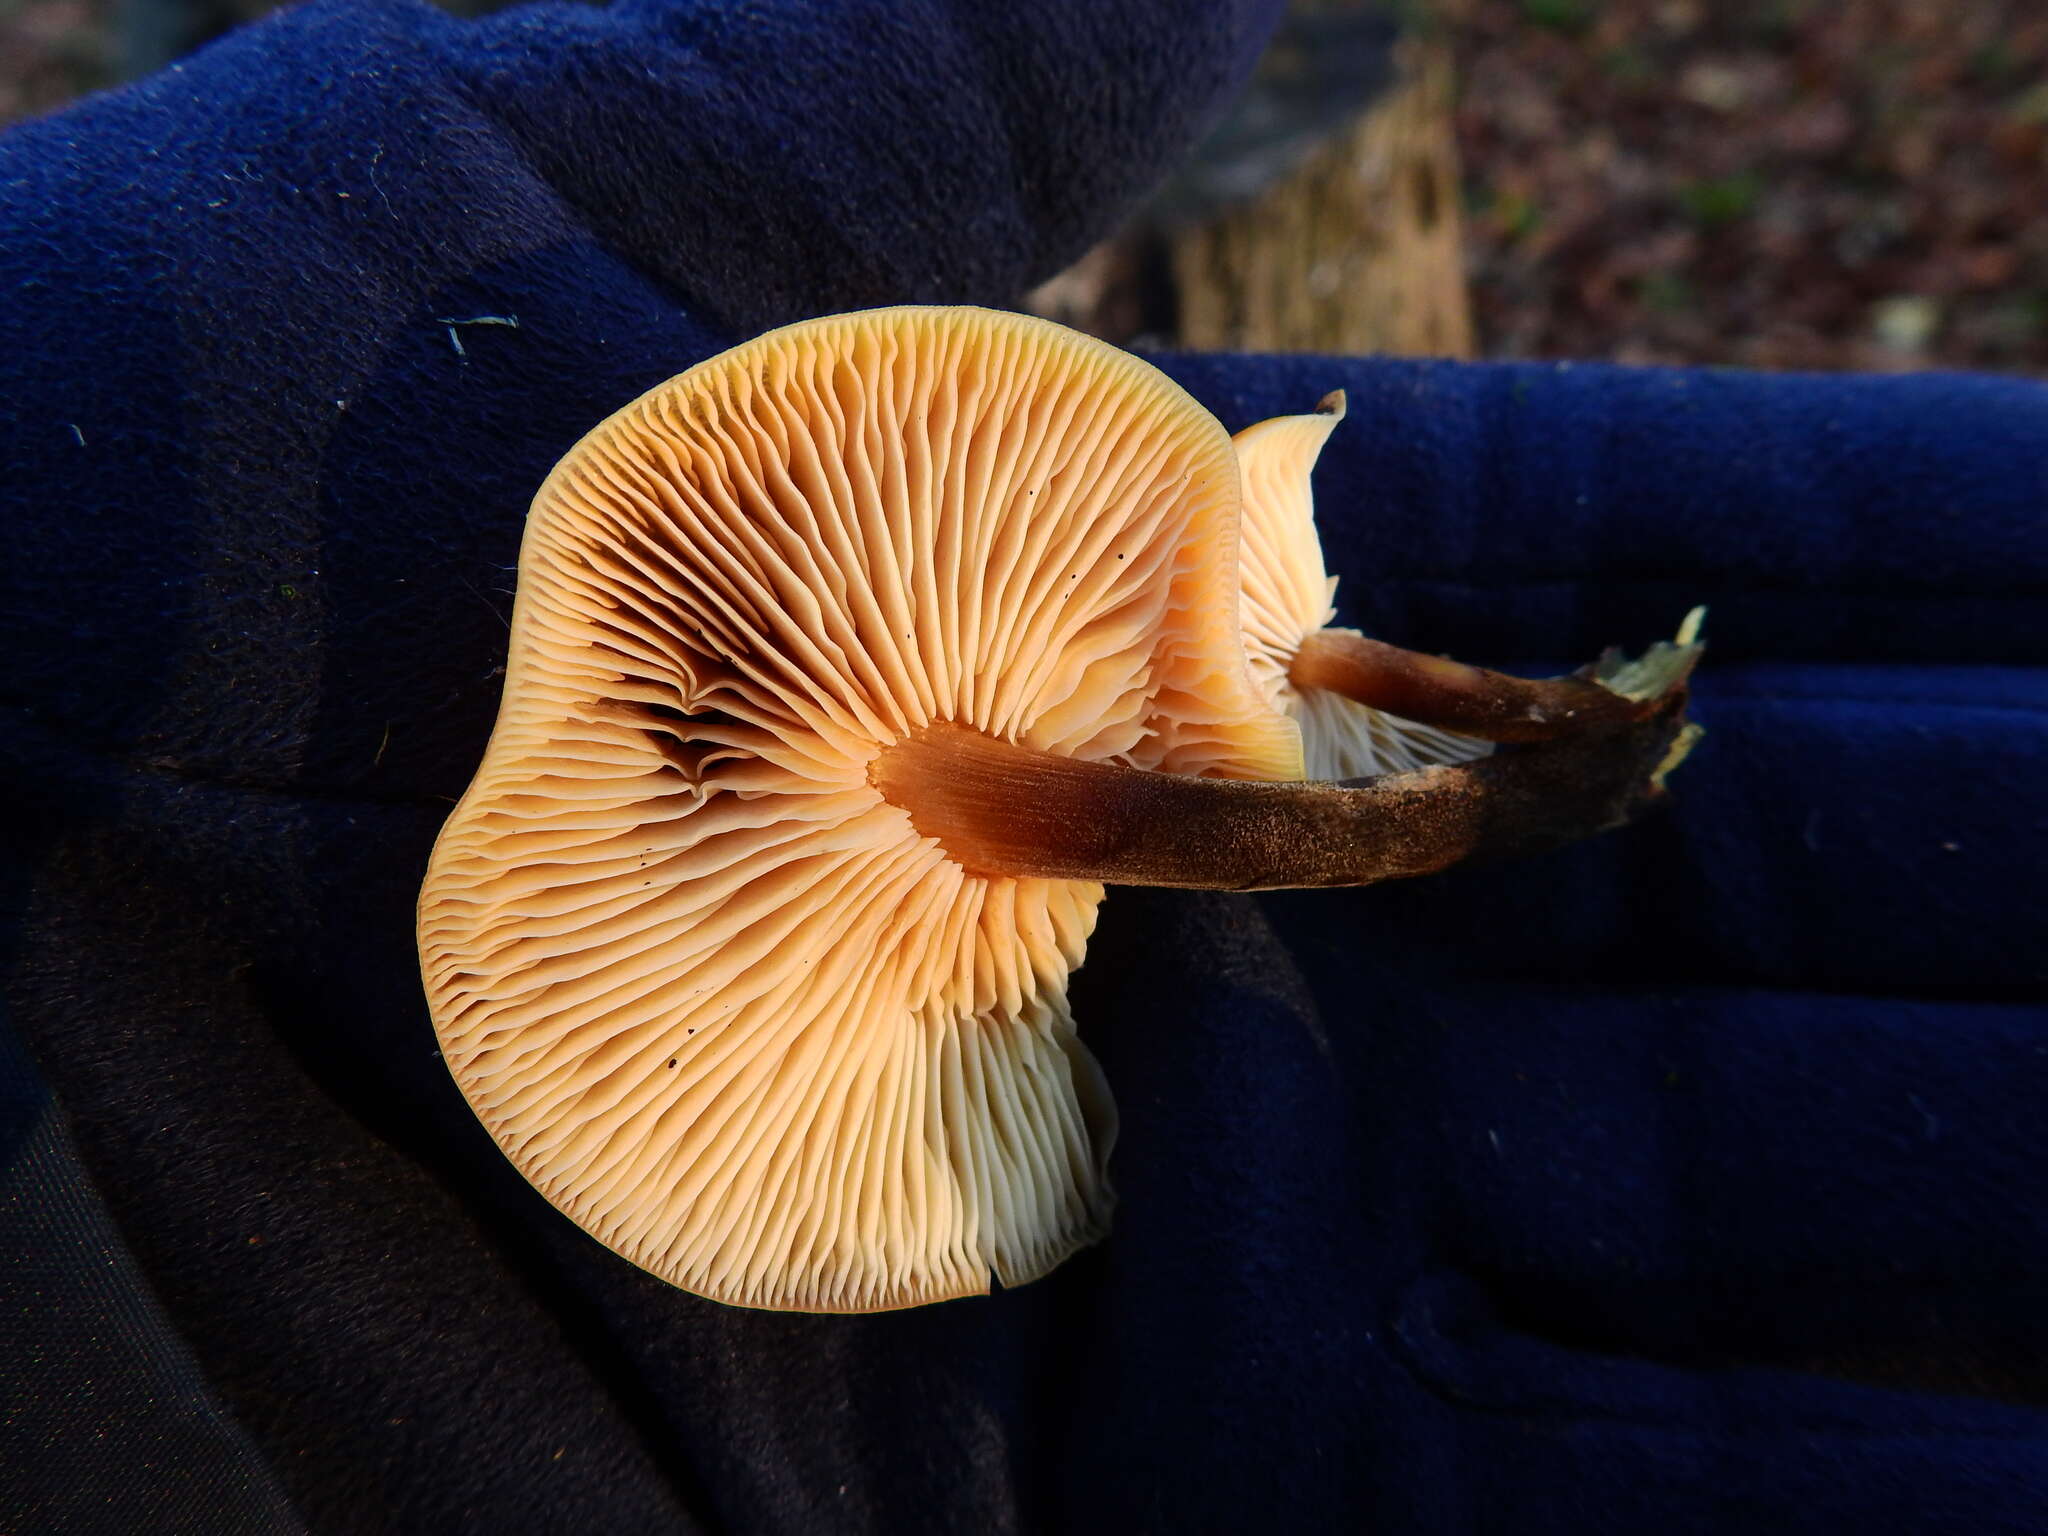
[1449,0,2048,371]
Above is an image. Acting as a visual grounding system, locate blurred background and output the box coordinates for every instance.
[6,0,2045,373]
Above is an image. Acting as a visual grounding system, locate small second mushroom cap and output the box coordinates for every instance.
[1233,392,1495,778]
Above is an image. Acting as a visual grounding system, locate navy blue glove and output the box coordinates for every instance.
[4,0,2045,1531]
[1116,350,2048,1530]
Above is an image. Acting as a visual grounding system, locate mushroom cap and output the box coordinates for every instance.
[417,306,1301,1312]
[1233,393,1494,780]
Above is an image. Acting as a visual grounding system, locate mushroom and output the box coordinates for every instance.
[1233,388,1705,776]
[418,306,1697,1312]
[1234,390,1499,779]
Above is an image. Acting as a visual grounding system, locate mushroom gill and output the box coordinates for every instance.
[419,307,1299,1312]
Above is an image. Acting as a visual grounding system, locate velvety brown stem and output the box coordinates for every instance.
[869,702,1698,891]
[1289,628,1682,743]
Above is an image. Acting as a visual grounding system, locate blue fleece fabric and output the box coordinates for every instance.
[2,0,2044,1530]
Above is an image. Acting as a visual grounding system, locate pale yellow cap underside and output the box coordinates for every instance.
[418,307,1302,1312]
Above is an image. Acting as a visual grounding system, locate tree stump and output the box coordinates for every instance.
[1172,35,1474,358]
